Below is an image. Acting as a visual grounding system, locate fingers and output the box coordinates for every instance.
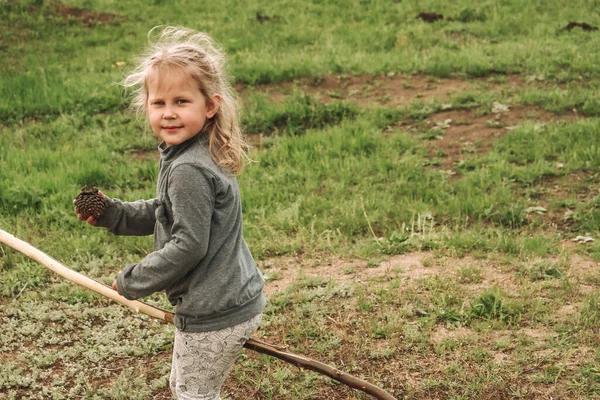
[74,208,97,225]
[112,279,120,294]
[75,210,85,221]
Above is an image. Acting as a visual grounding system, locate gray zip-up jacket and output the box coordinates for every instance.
[96,134,265,332]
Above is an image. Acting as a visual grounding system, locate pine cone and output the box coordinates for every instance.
[75,186,106,219]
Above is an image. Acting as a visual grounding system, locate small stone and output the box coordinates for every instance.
[491,102,510,113]
[573,235,594,244]
[526,206,547,215]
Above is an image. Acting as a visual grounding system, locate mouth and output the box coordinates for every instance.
[162,126,182,133]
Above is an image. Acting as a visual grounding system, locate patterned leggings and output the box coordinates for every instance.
[169,314,262,400]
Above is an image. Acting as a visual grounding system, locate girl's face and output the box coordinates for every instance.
[146,68,220,147]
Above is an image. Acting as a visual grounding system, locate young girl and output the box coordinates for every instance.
[75,26,265,399]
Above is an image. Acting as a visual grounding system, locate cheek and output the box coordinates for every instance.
[148,112,161,132]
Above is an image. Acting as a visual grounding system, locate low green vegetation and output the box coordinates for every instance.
[2,0,600,399]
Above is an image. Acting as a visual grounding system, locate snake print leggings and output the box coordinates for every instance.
[169,314,262,400]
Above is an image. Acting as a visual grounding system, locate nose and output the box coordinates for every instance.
[163,105,176,119]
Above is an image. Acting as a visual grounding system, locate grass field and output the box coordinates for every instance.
[2,0,600,399]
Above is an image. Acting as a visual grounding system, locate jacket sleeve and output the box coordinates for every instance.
[95,197,158,236]
[116,164,216,300]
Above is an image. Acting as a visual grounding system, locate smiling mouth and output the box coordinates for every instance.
[162,126,182,132]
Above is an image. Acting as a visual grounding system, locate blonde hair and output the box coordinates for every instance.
[123,26,247,175]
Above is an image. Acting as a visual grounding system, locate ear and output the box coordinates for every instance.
[206,94,222,119]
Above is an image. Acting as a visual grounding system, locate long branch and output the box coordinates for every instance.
[0,229,397,400]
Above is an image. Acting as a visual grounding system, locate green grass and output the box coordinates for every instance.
[3,0,600,398]
[4,0,600,120]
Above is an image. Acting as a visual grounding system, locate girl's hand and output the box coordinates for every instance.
[75,211,98,225]
[73,190,106,225]
[112,279,121,295]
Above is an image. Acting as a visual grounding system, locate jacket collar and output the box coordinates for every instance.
[158,133,208,164]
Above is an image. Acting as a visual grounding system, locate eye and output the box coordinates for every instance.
[151,100,164,106]
[176,99,188,104]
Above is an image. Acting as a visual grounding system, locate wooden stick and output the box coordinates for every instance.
[0,229,397,400]
[0,229,174,323]
[243,338,398,400]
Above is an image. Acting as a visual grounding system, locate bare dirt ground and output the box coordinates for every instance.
[237,73,525,108]
[238,73,582,172]
[53,0,126,26]
[411,105,578,169]
[260,242,598,299]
